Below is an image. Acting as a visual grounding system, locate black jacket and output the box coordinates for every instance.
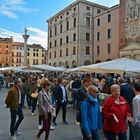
[54,84,68,103]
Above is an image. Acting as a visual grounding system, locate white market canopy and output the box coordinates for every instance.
[0,66,24,72]
[80,58,140,74]
[31,64,66,72]
[66,66,85,73]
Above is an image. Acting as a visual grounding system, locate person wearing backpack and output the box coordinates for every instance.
[132,82,140,140]
[80,85,103,140]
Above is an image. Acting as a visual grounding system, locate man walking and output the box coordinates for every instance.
[5,78,24,140]
[53,78,68,125]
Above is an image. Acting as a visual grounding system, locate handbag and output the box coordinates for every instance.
[31,92,38,98]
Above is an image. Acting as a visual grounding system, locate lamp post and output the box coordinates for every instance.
[22,28,29,66]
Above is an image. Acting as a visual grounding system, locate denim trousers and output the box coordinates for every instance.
[31,98,37,113]
[10,105,24,136]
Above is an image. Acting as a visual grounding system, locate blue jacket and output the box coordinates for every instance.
[80,95,103,135]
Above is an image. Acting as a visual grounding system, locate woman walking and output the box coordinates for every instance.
[35,80,55,140]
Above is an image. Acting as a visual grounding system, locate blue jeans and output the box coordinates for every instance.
[82,129,100,140]
[10,105,24,136]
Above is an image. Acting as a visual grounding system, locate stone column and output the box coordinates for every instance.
[22,28,29,66]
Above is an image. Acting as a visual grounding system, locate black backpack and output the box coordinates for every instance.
[76,98,93,122]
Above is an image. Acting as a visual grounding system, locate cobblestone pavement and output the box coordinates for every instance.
[0,88,106,140]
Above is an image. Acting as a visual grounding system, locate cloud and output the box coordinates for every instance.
[0,27,47,48]
[87,0,119,7]
[0,0,37,19]
[0,10,17,19]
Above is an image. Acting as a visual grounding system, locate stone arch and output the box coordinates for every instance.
[84,60,91,65]
[72,60,76,68]
[53,62,57,67]
[95,60,101,64]
[59,62,62,66]
[106,59,112,61]
[65,61,69,68]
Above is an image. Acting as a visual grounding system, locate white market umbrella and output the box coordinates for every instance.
[80,58,140,74]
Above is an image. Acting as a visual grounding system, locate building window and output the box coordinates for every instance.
[28,52,30,56]
[60,38,62,45]
[12,52,14,57]
[107,29,111,38]
[54,51,56,58]
[28,59,29,64]
[86,46,90,55]
[97,46,100,55]
[42,53,44,57]
[19,59,21,63]
[33,53,35,57]
[28,48,30,51]
[66,21,69,30]
[36,49,38,52]
[74,7,76,11]
[60,15,63,19]
[86,17,90,27]
[16,52,18,57]
[19,52,21,57]
[50,42,52,48]
[107,44,111,53]
[73,18,76,28]
[33,49,35,52]
[108,14,111,22]
[12,58,14,63]
[60,25,62,33]
[36,53,38,57]
[60,50,62,57]
[49,52,51,59]
[86,33,90,41]
[16,59,18,63]
[33,59,35,65]
[67,11,69,15]
[55,40,57,47]
[55,19,57,22]
[87,6,90,10]
[55,27,57,35]
[73,47,76,55]
[50,30,52,37]
[66,48,68,56]
[66,36,69,43]
[97,18,100,26]
[36,59,38,65]
[73,33,76,41]
[97,32,100,41]
[6,50,8,54]
[97,9,101,14]
[6,45,8,48]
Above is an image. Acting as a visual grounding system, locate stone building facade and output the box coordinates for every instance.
[119,0,140,60]
[47,0,108,68]
[0,37,13,67]
[93,5,119,63]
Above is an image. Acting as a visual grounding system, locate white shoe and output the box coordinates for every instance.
[31,113,35,116]
[38,125,43,130]
[10,135,17,140]
[15,130,21,136]
[50,125,55,130]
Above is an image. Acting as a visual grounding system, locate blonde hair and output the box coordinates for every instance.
[87,85,98,95]
[111,84,120,92]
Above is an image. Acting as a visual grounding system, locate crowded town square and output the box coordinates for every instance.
[1,0,140,140]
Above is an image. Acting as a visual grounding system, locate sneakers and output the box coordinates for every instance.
[15,130,21,136]
[50,125,55,130]
[10,135,17,140]
[31,113,35,116]
[38,125,43,130]
[63,121,68,125]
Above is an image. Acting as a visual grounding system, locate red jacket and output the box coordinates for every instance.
[102,95,131,133]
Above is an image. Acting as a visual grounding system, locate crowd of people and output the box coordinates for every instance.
[2,72,140,140]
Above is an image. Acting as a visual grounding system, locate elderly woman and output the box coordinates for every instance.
[80,85,103,140]
[102,84,133,140]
